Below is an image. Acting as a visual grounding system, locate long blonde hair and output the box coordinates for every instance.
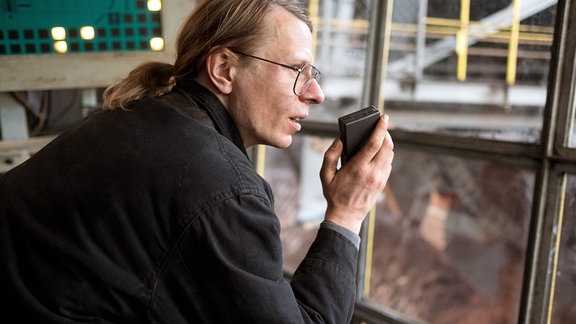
[103,0,311,110]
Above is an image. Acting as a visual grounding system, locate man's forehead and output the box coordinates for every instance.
[261,7,313,59]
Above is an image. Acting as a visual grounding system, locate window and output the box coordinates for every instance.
[261,0,576,323]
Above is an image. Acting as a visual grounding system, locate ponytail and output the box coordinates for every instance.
[102,62,174,110]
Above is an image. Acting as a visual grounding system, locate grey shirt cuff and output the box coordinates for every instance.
[320,221,361,250]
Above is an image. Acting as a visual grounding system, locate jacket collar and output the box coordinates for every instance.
[173,79,247,156]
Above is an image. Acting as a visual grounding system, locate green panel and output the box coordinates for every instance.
[0,0,163,55]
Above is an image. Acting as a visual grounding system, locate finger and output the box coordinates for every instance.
[320,138,342,183]
[370,130,395,168]
[384,130,394,150]
[350,115,389,164]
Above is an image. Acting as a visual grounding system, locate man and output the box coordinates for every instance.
[0,0,394,322]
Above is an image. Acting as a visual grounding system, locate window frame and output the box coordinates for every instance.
[292,0,576,322]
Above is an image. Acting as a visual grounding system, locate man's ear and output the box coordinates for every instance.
[205,48,236,95]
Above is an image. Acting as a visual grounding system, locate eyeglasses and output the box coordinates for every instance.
[236,52,322,96]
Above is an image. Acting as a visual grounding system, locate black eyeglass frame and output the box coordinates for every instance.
[236,51,321,96]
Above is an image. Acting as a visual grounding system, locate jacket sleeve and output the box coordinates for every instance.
[170,192,359,324]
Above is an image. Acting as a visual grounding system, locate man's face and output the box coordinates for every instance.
[228,6,325,148]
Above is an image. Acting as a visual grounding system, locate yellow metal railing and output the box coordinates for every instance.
[456,0,470,81]
[507,0,522,85]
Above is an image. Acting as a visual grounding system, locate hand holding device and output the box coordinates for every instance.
[322,107,392,233]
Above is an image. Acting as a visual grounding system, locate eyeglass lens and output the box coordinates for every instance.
[295,64,321,96]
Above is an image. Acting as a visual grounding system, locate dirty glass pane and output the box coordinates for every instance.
[550,174,576,323]
[308,0,556,142]
[367,147,535,323]
[384,0,556,142]
[268,136,537,323]
[264,134,332,273]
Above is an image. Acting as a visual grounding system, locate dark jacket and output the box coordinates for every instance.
[0,81,359,323]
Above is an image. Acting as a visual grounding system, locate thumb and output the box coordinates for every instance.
[320,138,342,184]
